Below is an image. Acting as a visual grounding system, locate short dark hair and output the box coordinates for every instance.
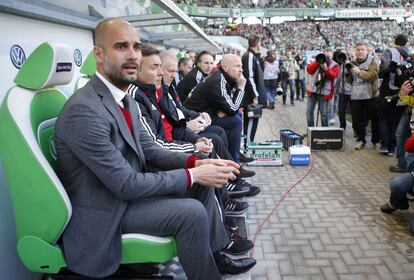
[141,43,160,57]
[195,51,213,65]
[178,57,190,67]
[394,34,408,47]
[248,35,261,48]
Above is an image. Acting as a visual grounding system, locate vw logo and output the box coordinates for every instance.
[10,44,26,69]
[73,49,82,67]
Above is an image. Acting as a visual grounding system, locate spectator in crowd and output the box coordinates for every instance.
[186,50,196,63]
[184,54,246,163]
[263,50,280,109]
[242,35,266,152]
[281,49,299,105]
[348,41,380,150]
[204,21,413,52]
[176,50,214,102]
[306,48,340,128]
[54,18,256,279]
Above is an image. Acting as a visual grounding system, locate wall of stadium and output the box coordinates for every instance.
[0,12,93,280]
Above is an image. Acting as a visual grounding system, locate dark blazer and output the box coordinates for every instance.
[54,75,191,277]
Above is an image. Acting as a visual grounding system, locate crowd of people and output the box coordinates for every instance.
[173,0,411,8]
[204,20,414,52]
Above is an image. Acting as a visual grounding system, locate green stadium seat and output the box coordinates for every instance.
[0,42,177,278]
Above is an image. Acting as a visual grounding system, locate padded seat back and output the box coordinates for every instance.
[0,41,73,244]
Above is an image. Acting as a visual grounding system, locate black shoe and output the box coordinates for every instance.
[240,153,255,163]
[226,181,249,198]
[389,165,407,173]
[224,216,238,231]
[225,199,249,215]
[380,203,397,214]
[228,179,257,198]
[245,185,261,197]
[238,166,256,178]
[410,214,414,235]
[222,239,254,255]
[291,100,295,105]
[215,253,256,275]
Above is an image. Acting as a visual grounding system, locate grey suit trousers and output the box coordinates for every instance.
[121,184,229,280]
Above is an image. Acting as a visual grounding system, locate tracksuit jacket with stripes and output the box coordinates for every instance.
[127,80,199,153]
[176,66,206,102]
[183,66,245,118]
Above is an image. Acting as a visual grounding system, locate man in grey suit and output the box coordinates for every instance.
[54,18,256,279]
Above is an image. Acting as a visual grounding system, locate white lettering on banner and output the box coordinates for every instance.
[312,138,342,143]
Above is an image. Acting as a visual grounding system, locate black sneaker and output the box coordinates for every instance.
[225,199,249,215]
[240,153,255,163]
[238,166,256,178]
[389,165,407,173]
[226,181,249,198]
[224,216,238,231]
[380,203,397,214]
[245,185,261,197]
[229,179,260,198]
[222,239,254,255]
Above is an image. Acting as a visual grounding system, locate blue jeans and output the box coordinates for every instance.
[389,172,414,210]
[328,92,339,121]
[306,93,329,127]
[265,86,277,102]
[295,79,306,99]
[211,113,243,163]
[396,112,411,169]
[282,79,295,102]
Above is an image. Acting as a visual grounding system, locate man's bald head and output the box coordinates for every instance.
[93,17,142,91]
[220,54,243,81]
[94,18,135,48]
[221,54,239,68]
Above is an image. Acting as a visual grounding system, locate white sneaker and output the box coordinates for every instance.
[355,141,365,150]
[329,118,336,125]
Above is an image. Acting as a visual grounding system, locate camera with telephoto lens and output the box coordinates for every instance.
[385,60,414,102]
[337,52,347,64]
[392,60,414,93]
[345,62,357,72]
[315,53,327,64]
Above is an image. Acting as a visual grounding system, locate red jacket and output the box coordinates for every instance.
[306,59,339,100]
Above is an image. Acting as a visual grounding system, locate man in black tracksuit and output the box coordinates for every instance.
[184,54,246,164]
[241,35,266,152]
[176,51,214,102]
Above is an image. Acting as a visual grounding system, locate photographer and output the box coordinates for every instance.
[336,49,356,131]
[380,82,414,234]
[295,53,307,101]
[378,34,410,172]
[305,48,339,128]
[347,42,380,150]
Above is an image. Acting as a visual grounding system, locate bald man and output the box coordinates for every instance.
[55,18,255,279]
[184,54,246,163]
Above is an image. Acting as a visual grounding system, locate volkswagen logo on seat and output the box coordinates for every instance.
[10,44,26,69]
[74,49,82,67]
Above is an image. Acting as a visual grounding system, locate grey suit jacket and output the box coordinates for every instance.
[54,75,191,277]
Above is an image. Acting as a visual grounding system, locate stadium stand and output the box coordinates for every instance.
[205,21,414,51]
